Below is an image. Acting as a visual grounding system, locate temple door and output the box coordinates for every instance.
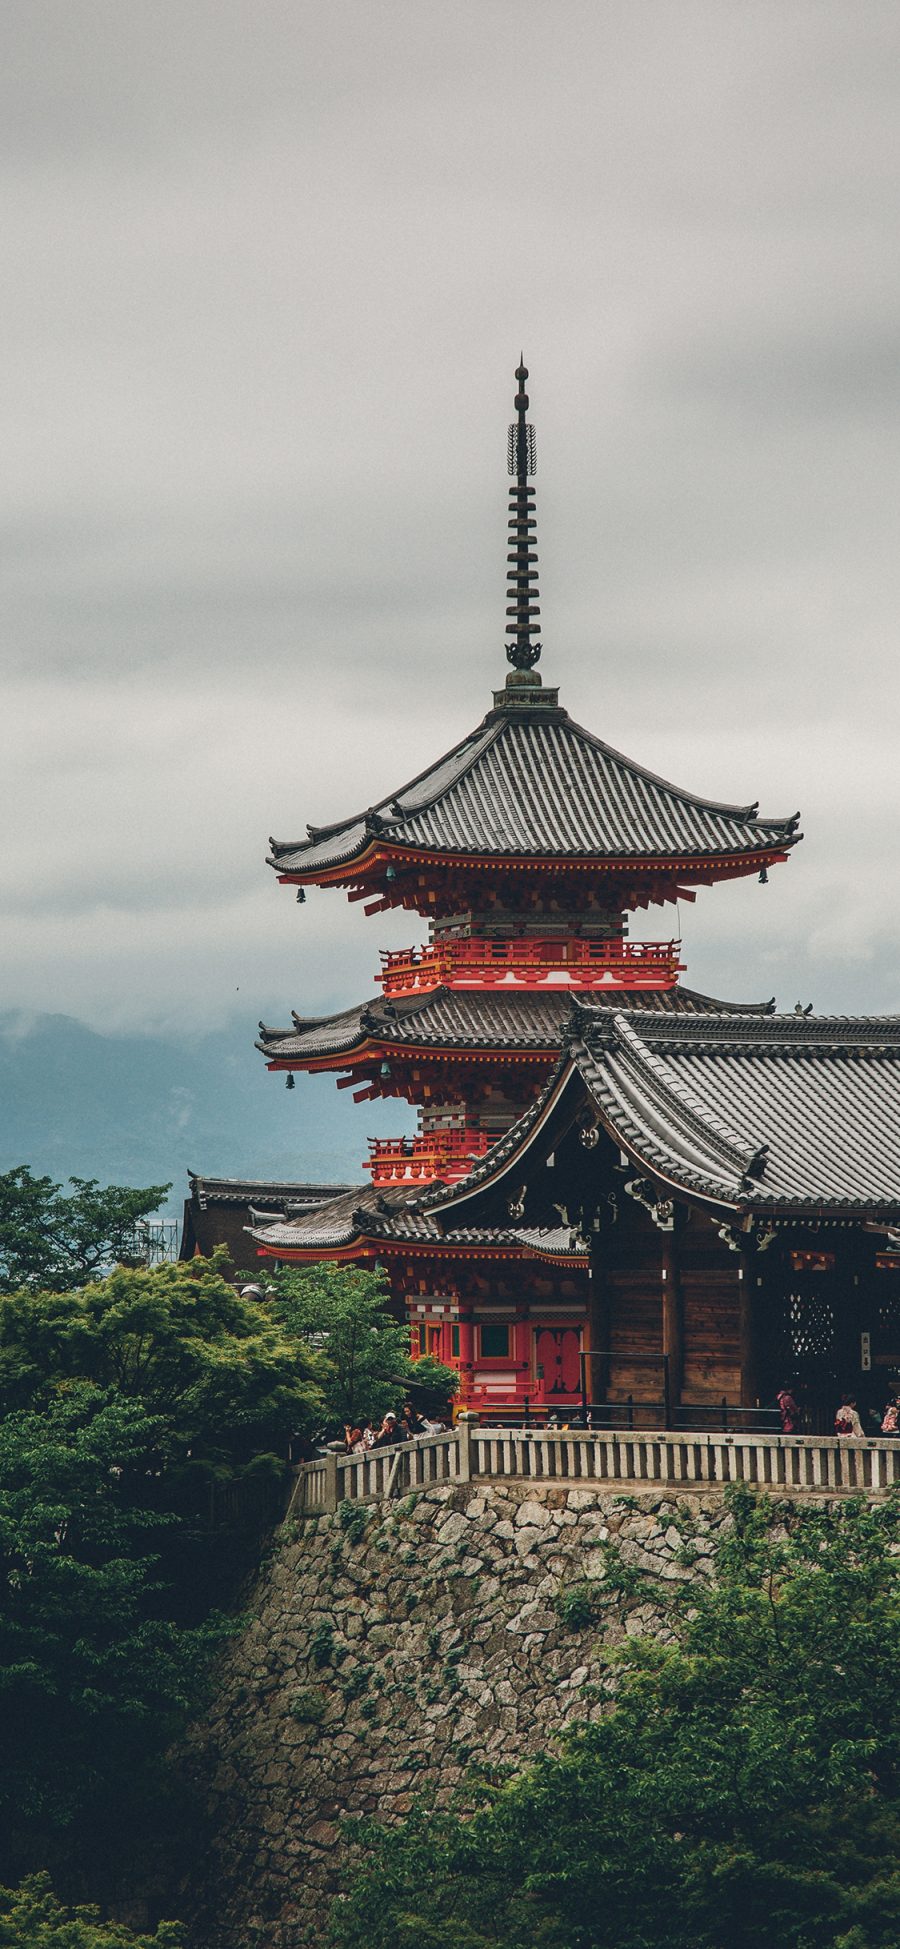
[533,1327,582,1399]
[784,1267,842,1434]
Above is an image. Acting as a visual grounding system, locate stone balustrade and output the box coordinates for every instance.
[292,1423,900,1514]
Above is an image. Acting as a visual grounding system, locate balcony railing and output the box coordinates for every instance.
[365,1129,491,1185]
[377,937,684,997]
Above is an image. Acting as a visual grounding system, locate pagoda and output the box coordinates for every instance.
[252,363,804,1413]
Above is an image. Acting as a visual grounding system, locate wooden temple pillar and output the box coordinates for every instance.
[457,1306,475,1404]
[513,1309,531,1404]
[661,1220,684,1414]
[738,1239,763,1409]
[587,1244,611,1408]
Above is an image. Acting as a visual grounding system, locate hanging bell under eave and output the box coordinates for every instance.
[285,1073,295,1090]
[379,1061,392,1080]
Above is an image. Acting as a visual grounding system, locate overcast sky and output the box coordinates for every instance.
[3,0,900,1043]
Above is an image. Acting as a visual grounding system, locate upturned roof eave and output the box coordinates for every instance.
[269,834,800,885]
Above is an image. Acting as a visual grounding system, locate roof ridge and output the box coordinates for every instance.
[574,1037,749,1206]
[630,1011,900,1049]
[605,1013,755,1173]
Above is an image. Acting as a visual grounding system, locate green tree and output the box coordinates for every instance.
[0,1254,323,1481]
[273,1264,457,1431]
[333,1489,900,1949]
[401,1352,459,1417]
[0,1874,182,1947]
[274,1263,410,1430]
[0,1386,226,1886]
[0,1168,171,1294]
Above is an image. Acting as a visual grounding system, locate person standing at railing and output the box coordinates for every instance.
[776,1386,800,1435]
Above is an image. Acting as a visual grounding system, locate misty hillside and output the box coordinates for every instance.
[0,1013,413,1214]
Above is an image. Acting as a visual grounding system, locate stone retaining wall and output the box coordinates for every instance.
[186,1480,744,1948]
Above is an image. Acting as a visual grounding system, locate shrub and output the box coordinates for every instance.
[337,1501,370,1545]
[288,1689,326,1724]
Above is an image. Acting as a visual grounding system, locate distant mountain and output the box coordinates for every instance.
[0,1012,413,1216]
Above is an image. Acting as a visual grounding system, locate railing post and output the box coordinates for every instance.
[323,1451,339,1514]
[456,1416,474,1482]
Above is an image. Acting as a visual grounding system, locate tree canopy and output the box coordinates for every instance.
[272,1262,456,1430]
[0,1252,323,1477]
[0,1167,170,1294]
[0,1385,226,1885]
[0,1874,182,1947]
[333,1488,900,1949]
[0,1254,326,1889]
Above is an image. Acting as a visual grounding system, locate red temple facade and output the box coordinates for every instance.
[248,363,820,1417]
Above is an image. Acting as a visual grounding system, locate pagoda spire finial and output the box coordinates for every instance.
[505,358,542,673]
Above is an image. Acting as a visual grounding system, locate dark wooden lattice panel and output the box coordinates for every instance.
[787,1289,836,1366]
[877,1284,900,1349]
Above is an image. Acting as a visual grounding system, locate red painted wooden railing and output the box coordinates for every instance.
[377,937,683,996]
[365,1129,491,1185]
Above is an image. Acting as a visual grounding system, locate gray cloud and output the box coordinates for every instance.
[2,1,899,1039]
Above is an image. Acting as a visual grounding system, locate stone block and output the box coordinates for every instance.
[515,1500,553,1527]
[436,1512,470,1546]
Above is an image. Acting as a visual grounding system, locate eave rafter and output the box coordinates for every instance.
[265,1042,557,1075]
[276,842,793,911]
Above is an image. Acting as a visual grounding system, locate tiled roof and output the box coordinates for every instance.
[574,1012,900,1215]
[248,1182,415,1252]
[268,701,800,875]
[187,1173,352,1210]
[249,1009,900,1251]
[249,1179,587,1259]
[514,1225,589,1260]
[256,983,776,1066]
[372,1009,900,1227]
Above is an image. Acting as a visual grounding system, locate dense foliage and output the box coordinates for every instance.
[0,1875,182,1947]
[0,1167,170,1294]
[0,1385,226,1885]
[0,1253,324,1898]
[334,1487,900,1949]
[0,1252,322,1487]
[273,1262,457,1430]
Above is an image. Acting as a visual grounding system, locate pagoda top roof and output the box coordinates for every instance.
[268,699,801,880]
[256,982,776,1067]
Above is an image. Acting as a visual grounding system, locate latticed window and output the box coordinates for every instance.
[788,1290,836,1366]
